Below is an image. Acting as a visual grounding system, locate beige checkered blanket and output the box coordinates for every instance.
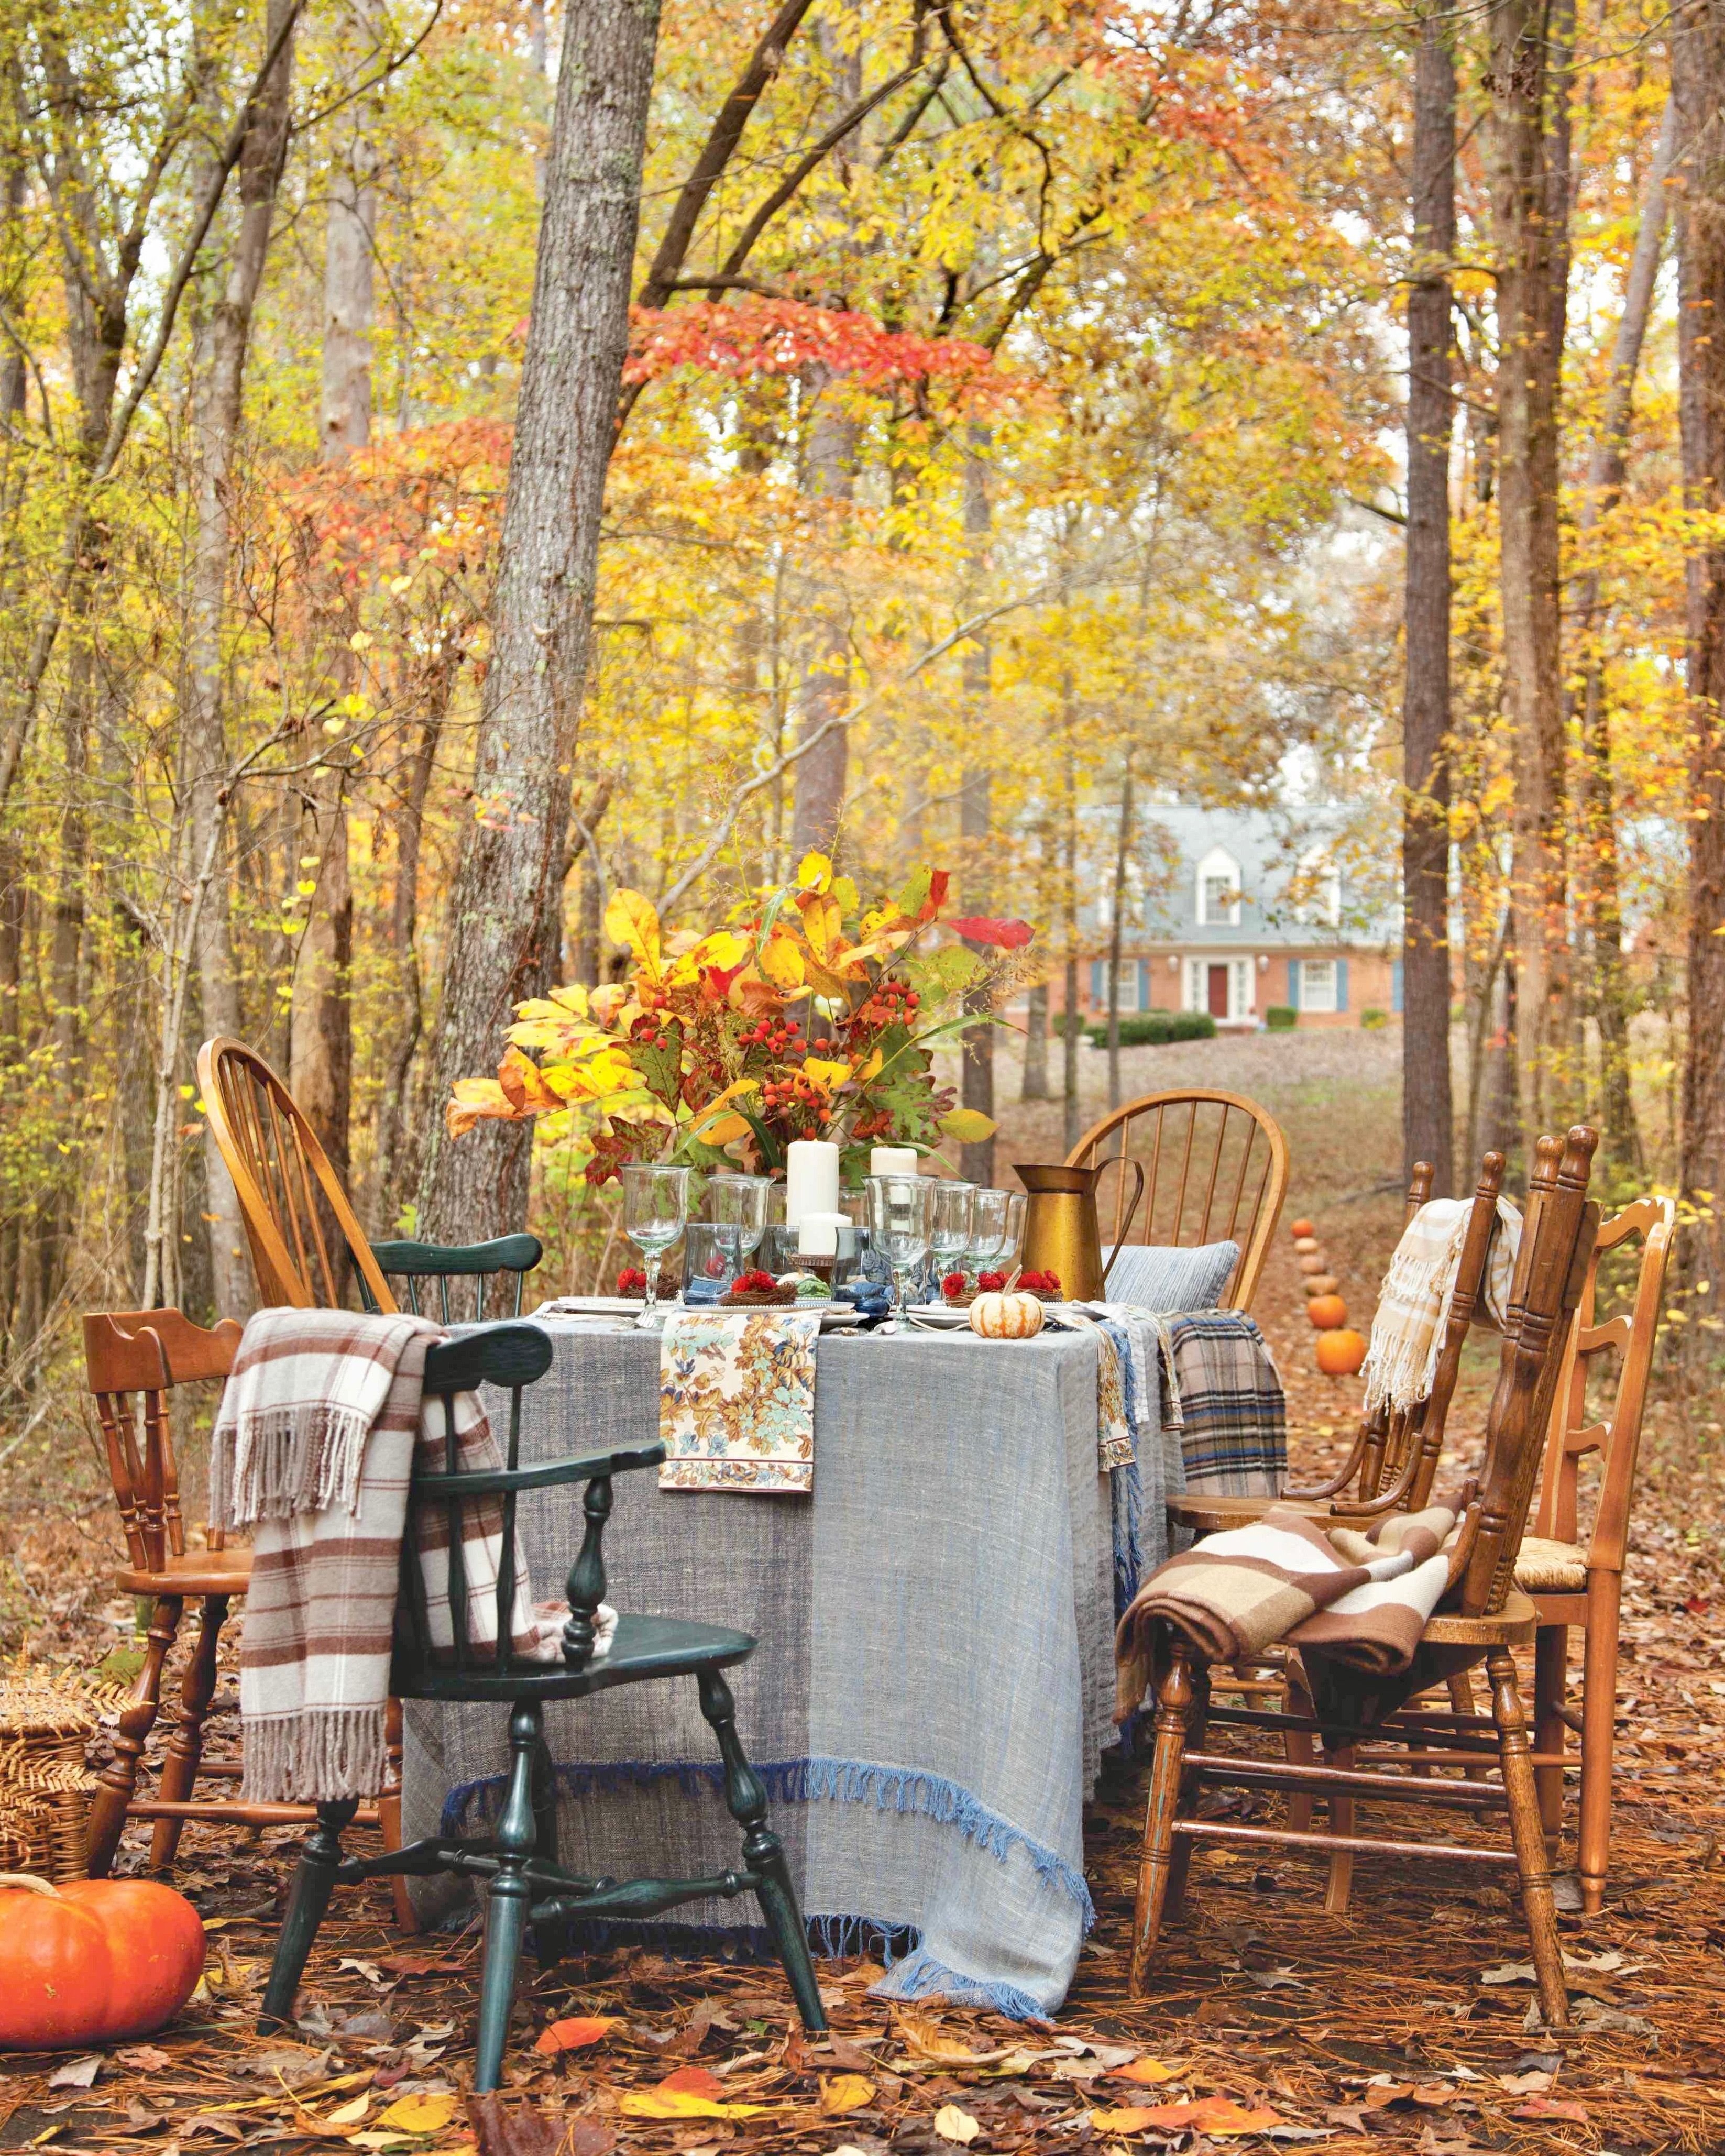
[1360,1196,1521,1415]
[1115,1503,1462,1717]
[212,1310,582,1803]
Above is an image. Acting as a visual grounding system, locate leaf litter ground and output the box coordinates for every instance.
[4,1039,1724,2155]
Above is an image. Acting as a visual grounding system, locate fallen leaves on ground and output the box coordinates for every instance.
[533,2015,621,2054]
[1090,2096,1285,2136]
[818,2073,877,2114]
[618,2067,770,2121]
[932,2102,980,2142]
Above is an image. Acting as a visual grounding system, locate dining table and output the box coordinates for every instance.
[400,1305,1283,2019]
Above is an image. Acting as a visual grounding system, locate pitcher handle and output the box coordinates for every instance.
[1099,1159,1148,1288]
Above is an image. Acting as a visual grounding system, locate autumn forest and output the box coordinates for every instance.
[1,0,1722,1393]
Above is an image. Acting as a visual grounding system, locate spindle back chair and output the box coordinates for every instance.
[81,1307,334,1877]
[1130,1126,1599,2029]
[1066,1088,1288,1311]
[258,1322,826,2092]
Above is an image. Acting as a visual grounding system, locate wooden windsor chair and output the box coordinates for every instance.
[81,1307,341,1876]
[1127,1126,1600,2029]
[1065,1088,1288,1313]
[1167,1148,1509,1541]
[257,1322,826,2093]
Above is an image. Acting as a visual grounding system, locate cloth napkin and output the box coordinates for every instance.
[658,1308,821,1493]
[1361,1195,1522,1415]
[1114,1503,1462,1718]
[213,1308,607,1805]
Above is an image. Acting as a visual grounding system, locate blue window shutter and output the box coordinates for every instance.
[1337,958,1349,1013]
[1287,959,1300,1011]
[1392,959,1404,1014]
[1090,959,1103,1006]
[1139,960,1151,1009]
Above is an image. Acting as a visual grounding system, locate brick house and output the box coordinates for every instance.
[1070,804,1400,1030]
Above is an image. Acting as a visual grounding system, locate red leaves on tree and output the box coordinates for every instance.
[625,300,1003,397]
[949,915,1035,949]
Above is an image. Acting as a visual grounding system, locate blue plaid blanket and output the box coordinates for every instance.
[1163,1310,1285,1493]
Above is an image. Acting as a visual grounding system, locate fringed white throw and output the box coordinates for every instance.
[1360,1196,1521,1415]
[213,1308,609,1805]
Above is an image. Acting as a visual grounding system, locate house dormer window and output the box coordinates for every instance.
[1295,848,1342,928]
[1195,846,1241,926]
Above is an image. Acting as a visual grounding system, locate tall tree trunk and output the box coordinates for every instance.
[1672,4,1725,1331]
[958,432,994,1184]
[184,0,295,1315]
[1021,980,1050,1102]
[787,378,855,861]
[1106,757,1133,1116]
[1487,0,1572,1170]
[1061,675,1081,1153]
[1402,13,1456,1196]
[1571,99,1674,1172]
[373,702,443,1225]
[419,0,662,1240]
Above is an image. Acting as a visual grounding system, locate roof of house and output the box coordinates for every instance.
[1091,801,1398,951]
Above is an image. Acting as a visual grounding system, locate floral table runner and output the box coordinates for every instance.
[657,1308,822,1494]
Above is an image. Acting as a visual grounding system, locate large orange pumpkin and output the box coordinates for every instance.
[1314,1327,1368,1377]
[1305,1294,1349,1330]
[1289,1218,1315,1239]
[0,1873,205,2049]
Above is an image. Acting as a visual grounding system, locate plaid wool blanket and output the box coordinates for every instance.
[1161,1311,1286,1494]
[213,1309,586,1804]
[1114,1503,1460,1718]
[1361,1195,1521,1415]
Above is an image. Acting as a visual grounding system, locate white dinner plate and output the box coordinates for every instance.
[536,1295,863,1328]
[903,1303,977,1329]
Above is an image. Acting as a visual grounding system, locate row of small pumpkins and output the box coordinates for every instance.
[1,1873,206,2050]
[1289,1214,1367,1377]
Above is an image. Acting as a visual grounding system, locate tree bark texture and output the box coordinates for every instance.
[1570,98,1673,1172]
[787,379,856,862]
[1402,13,1457,1198]
[959,434,995,1184]
[1672,4,1725,1327]
[1106,760,1133,1117]
[419,0,662,1241]
[1487,0,1572,1170]
[185,0,295,1317]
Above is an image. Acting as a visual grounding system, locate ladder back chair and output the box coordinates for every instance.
[1066,1089,1288,1312]
[82,1308,341,1875]
[258,1322,826,2093]
[197,1038,544,1321]
[1129,1127,1599,2030]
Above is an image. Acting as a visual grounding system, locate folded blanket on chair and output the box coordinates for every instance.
[1114,1504,1460,1718]
[212,1308,602,1805]
[1361,1196,1521,1415]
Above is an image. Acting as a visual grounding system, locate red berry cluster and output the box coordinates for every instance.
[977,1270,1007,1293]
[855,978,920,1029]
[941,1271,969,1299]
[629,1014,673,1051]
[1017,1269,1061,1294]
[759,1071,834,1124]
[738,1018,800,1054]
[617,1266,648,1294]
[731,1268,778,1294]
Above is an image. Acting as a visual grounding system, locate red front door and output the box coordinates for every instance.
[1207,964,1230,1019]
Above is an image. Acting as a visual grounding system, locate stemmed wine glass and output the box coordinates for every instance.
[965,1188,1012,1275]
[998,1190,1028,1277]
[930,1181,976,1289]
[864,1173,936,1330]
[621,1162,691,1328]
[710,1174,771,1286]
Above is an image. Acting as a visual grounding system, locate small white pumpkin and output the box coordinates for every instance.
[969,1290,1045,1340]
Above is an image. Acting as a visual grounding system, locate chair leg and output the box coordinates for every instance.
[530,1731,565,1967]
[149,1593,229,1875]
[1489,1647,1568,2028]
[260,1799,359,2031]
[697,1668,827,2034]
[88,1595,182,1877]
[1283,1664,1317,1834]
[1130,1637,1197,1996]
[1163,1660,1211,1921]
[1322,1737,1356,1915]
[1446,1668,1475,1716]
[381,1696,417,1935]
[1533,1623,1567,1860]
[1578,1572,1620,1917]
[474,1701,541,2094]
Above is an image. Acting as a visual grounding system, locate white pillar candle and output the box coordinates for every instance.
[785,1139,841,1227]
[796,1210,849,1258]
[870,1145,919,1179]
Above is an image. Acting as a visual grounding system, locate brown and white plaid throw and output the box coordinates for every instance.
[1361,1196,1521,1415]
[213,1309,590,1805]
[1115,1503,1462,1719]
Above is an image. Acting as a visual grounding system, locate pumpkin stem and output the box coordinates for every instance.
[0,1871,61,1897]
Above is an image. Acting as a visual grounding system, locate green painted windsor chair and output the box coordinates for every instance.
[256,1320,827,2089]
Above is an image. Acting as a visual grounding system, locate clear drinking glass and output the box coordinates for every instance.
[709,1174,771,1285]
[966,1187,1011,1273]
[621,1162,691,1326]
[930,1180,976,1282]
[999,1190,1028,1274]
[865,1172,936,1328]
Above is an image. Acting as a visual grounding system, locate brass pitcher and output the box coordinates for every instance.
[1015,1160,1147,1302]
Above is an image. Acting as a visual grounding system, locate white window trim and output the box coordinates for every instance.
[1300,958,1338,1014]
[1194,846,1241,927]
[1103,960,1141,1014]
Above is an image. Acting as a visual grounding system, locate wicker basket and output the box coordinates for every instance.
[720,1289,797,1308]
[0,1677,112,1882]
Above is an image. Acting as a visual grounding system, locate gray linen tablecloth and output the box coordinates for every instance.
[401,1313,1262,2019]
